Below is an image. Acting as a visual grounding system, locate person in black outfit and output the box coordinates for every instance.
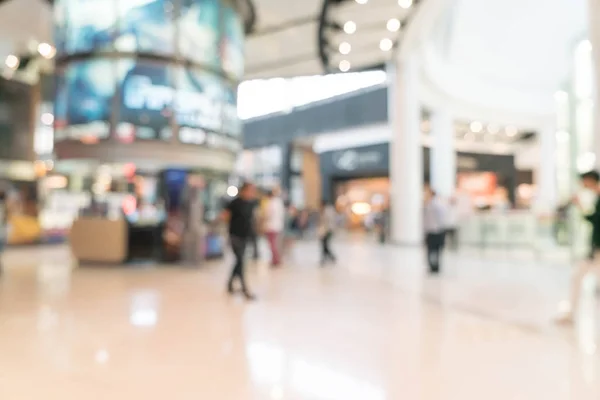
[222,183,257,300]
[249,197,260,261]
[556,170,600,325]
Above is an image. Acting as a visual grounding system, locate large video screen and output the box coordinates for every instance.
[64,60,116,140]
[175,66,223,144]
[221,84,240,137]
[221,3,245,79]
[63,0,117,54]
[116,59,174,141]
[178,0,220,68]
[54,0,68,56]
[115,0,175,56]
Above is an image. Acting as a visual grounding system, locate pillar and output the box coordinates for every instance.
[589,0,600,166]
[388,56,423,245]
[535,124,558,214]
[429,109,455,198]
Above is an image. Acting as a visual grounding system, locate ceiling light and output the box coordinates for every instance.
[344,21,357,34]
[506,126,518,137]
[398,0,413,8]
[37,42,56,59]
[41,112,54,125]
[487,124,499,134]
[339,60,351,72]
[356,0,368,4]
[469,121,483,133]
[339,42,351,55]
[387,18,401,32]
[380,38,393,52]
[5,55,19,70]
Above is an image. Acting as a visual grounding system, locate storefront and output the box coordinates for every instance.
[319,143,517,207]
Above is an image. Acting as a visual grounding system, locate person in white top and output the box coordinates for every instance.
[264,187,285,267]
[424,186,446,274]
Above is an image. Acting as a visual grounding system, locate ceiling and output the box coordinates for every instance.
[422,0,588,117]
[0,0,590,121]
[0,0,423,80]
[0,0,52,61]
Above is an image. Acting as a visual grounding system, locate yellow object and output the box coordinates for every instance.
[8,215,42,245]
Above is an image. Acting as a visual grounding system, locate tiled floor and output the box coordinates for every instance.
[0,238,598,399]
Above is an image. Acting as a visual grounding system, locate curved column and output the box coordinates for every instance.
[52,0,245,170]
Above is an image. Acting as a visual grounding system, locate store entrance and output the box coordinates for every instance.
[333,176,389,230]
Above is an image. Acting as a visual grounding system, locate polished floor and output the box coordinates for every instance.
[0,238,599,399]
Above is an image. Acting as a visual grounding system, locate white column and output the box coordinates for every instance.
[589,0,600,165]
[535,124,558,214]
[388,56,423,245]
[429,109,455,198]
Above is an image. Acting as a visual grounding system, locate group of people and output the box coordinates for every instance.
[222,183,337,301]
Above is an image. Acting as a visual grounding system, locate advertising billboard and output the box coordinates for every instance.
[53,0,243,150]
[116,59,174,142]
[221,3,244,79]
[64,60,116,141]
[178,0,221,68]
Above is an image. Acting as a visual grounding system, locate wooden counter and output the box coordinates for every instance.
[70,217,127,264]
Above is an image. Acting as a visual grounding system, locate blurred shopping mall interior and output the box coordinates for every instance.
[0,0,599,398]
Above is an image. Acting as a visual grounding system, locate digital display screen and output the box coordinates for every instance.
[63,0,118,54]
[221,3,245,79]
[178,0,220,67]
[53,0,243,150]
[64,60,116,140]
[56,0,231,65]
[116,59,174,141]
[115,0,175,56]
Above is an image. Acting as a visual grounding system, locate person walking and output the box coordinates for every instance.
[264,187,285,267]
[318,200,337,266]
[556,170,600,325]
[222,182,257,300]
[424,186,446,274]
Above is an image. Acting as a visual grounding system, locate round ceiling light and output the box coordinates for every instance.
[5,55,19,69]
[339,60,351,72]
[469,121,483,133]
[506,126,518,137]
[487,124,499,134]
[398,0,413,8]
[356,0,368,4]
[380,38,393,52]
[344,21,357,34]
[387,18,401,32]
[38,42,56,59]
[339,42,351,55]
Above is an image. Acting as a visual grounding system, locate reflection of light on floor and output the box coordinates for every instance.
[246,341,385,400]
[95,349,110,365]
[576,275,599,384]
[36,263,72,298]
[290,359,385,400]
[245,342,285,384]
[129,290,160,328]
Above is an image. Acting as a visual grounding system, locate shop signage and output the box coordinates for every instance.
[457,156,478,170]
[333,149,383,171]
